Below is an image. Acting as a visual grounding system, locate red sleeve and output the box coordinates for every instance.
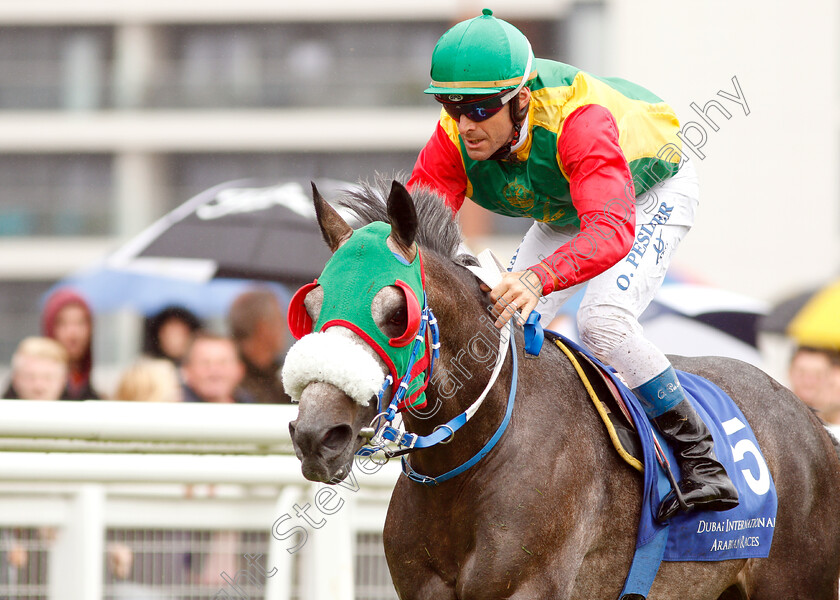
[407,122,468,214]
[528,104,637,295]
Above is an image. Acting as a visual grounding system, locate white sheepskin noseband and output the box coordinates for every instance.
[281,330,385,406]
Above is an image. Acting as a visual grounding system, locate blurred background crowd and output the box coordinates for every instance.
[2,285,293,405]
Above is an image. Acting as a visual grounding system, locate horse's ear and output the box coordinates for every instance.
[312,182,353,253]
[386,180,418,261]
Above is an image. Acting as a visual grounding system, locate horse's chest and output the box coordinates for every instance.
[385,491,561,598]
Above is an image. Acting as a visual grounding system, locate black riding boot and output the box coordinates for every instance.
[653,399,740,522]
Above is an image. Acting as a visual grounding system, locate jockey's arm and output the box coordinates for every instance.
[527,103,637,297]
[491,105,637,327]
[408,106,637,328]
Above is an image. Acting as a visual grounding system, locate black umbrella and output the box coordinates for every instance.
[758,281,840,348]
[107,178,352,288]
[757,289,818,335]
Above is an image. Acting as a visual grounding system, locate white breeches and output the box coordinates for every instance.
[510,160,700,388]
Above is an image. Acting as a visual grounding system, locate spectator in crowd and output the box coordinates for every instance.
[180,332,253,404]
[820,350,840,426]
[106,542,134,580]
[0,527,53,583]
[106,539,172,599]
[2,337,68,400]
[41,288,100,400]
[227,288,292,404]
[113,358,182,403]
[788,345,833,412]
[191,530,241,588]
[143,305,203,367]
[0,341,63,572]
[178,333,253,584]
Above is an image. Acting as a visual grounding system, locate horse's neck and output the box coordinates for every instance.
[399,312,597,482]
[399,313,515,476]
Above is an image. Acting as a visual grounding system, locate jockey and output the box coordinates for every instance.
[407,8,738,522]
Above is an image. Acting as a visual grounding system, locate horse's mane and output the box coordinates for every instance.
[336,174,478,267]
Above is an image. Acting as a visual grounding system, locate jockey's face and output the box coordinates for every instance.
[456,88,530,161]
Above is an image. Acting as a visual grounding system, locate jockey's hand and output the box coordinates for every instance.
[481,269,543,329]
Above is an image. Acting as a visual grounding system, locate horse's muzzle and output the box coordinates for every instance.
[289,419,356,483]
[288,381,371,483]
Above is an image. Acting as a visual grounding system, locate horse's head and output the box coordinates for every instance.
[282,180,431,483]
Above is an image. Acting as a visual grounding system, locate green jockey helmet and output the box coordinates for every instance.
[425,8,537,103]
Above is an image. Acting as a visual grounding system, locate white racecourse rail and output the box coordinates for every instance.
[0,400,400,600]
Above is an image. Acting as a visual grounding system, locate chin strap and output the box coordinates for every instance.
[488,120,523,161]
[491,60,532,161]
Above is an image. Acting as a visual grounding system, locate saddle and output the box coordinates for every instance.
[545,330,644,472]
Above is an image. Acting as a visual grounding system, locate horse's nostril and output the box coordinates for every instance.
[289,420,298,440]
[321,424,353,451]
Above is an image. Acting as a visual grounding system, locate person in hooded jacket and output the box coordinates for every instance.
[41,288,100,400]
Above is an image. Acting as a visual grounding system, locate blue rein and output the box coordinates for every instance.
[400,333,518,486]
[356,302,526,487]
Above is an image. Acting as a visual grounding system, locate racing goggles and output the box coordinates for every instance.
[435,92,510,123]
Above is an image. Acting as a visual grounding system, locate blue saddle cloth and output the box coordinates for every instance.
[643,372,777,560]
[559,335,778,561]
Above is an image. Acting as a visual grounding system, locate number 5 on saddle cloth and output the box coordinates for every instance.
[524,317,777,599]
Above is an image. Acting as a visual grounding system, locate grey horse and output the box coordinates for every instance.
[286,178,840,600]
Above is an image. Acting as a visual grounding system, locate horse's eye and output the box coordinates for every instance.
[387,307,408,334]
[372,284,420,346]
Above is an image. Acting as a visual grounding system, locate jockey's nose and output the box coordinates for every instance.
[458,114,476,132]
